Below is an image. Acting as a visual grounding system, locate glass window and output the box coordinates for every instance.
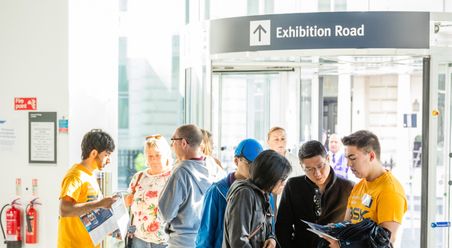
[334,0,347,11]
[300,79,312,142]
[117,0,185,191]
[212,71,302,171]
[318,0,331,11]
[118,97,129,129]
[431,65,448,247]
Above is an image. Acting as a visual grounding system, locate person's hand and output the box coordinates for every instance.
[98,195,118,209]
[124,193,134,207]
[110,229,122,240]
[321,235,340,248]
[262,238,276,248]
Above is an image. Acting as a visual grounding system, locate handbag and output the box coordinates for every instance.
[124,172,144,248]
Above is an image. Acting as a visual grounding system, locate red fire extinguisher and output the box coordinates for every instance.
[0,198,22,248]
[25,198,40,244]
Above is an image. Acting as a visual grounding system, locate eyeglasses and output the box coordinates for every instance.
[303,162,327,175]
[145,134,162,140]
[170,137,184,145]
[313,188,322,217]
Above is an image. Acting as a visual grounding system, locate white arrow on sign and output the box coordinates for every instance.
[250,20,271,46]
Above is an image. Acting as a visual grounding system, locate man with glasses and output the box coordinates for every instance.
[275,140,353,248]
[158,124,215,248]
[195,138,264,248]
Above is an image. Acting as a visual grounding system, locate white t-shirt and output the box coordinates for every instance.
[286,152,304,179]
[205,155,227,182]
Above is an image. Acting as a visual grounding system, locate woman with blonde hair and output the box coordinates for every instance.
[200,129,226,181]
[127,134,173,248]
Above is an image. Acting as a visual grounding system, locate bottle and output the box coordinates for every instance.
[32,179,38,196]
[16,178,22,197]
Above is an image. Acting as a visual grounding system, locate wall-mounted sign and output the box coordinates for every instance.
[210,12,430,54]
[14,97,37,110]
[403,113,417,128]
[29,112,57,164]
[58,118,68,133]
[0,126,16,152]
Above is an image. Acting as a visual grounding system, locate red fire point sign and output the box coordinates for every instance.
[14,97,37,110]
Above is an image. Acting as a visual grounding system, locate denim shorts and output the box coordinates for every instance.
[131,237,167,248]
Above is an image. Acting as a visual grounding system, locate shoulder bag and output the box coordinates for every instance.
[124,172,144,248]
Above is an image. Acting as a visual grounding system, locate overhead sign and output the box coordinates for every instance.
[210,12,430,54]
[14,97,37,110]
[250,20,271,46]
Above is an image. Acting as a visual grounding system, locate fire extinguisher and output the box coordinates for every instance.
[0,198,22,248]
[25,198,40,244]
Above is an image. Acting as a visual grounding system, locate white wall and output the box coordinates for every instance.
[0,0,117,247]
[68,0,118,185]
[0,0,69,247]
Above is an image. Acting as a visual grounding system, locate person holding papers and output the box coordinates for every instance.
[323,130,407,247]
[57,129,118,248]
[275,140,353,248]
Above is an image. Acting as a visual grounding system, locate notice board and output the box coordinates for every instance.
[29,112,57,164]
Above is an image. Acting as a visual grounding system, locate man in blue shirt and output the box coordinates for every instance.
[328,133,348,179]
[195,138,264,248]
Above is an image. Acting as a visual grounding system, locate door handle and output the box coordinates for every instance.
[431,221,450,228]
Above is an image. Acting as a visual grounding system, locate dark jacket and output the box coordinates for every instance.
[222,180,274,248]
[196,173,276,248]
[276,168,354,248]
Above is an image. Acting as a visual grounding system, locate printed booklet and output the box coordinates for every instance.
[80,195,129,245]
[301,219,338,241]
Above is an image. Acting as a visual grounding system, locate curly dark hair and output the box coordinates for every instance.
[81,129,115,159]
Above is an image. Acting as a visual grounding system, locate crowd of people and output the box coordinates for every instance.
[57,125,407,248]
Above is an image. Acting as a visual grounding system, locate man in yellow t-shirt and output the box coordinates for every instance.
[57,129,118,248]
[324,130,407,247]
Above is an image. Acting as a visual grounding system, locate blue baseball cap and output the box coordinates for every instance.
[234,139,263,162]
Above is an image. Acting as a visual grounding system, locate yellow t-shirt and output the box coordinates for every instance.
[347,171,407,224]
[57,164,102,248]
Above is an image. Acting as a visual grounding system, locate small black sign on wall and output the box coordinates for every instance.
[29,112,57,164]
